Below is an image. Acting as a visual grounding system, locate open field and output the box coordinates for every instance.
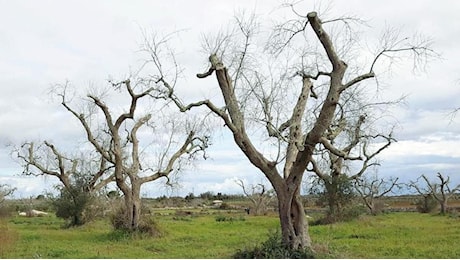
[1,211,460,258]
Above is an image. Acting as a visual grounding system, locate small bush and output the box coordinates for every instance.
[110,206,162,237]
[233,229,314,259]
[137,216,162,237]
[415,195,437,213]
[341,204,366,221]
[314,204,366,225]
[52,185,92,227]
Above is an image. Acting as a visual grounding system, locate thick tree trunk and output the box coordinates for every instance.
[277,188,312,250]
[324,181,341,222]
[121,182,142,231]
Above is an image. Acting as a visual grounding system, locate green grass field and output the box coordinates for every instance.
[1,212,460,258]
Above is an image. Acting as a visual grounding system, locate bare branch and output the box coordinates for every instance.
[140,131,208,184]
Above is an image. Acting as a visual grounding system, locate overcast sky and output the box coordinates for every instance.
[1,0,460,198]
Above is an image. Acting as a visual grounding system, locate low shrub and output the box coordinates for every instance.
[233,229,314,259]
[52,186,92,227]
[313,204,366,225]
[110,206,162,237]
[415,195,437,213]
[215,215,246,222]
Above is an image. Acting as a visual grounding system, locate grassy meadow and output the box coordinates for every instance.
[1,211,460,258]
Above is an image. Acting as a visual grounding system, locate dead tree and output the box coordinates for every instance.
[354,175,400,215]
[148,7,435,250]
[58,80,208,231]
[236,179,275,215]
[409,173,460,214]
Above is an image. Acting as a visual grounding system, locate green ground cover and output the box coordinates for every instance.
[1,212,459,258]
[312,213,460,258]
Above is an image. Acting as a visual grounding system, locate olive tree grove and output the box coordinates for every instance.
[145,6,435,250]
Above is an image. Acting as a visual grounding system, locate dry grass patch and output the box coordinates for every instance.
[0,218,18,257]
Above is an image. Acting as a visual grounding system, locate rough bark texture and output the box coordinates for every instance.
[208,57,314,249]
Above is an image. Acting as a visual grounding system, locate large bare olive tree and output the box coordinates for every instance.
[149,7,435,250]
[47,79,209,231]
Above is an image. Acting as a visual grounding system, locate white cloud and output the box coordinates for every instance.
[380,133,460,160]
[0,175,59,199]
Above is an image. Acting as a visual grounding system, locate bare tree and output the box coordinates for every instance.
[236,179,275,215]
[409,173,460,214]
[307,107,396,221]
[57,80,208,231]
[354,174,400,215]
[149,7,435,250]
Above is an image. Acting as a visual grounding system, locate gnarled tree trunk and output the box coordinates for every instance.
[277,187,311,249]
[122,182,142,230]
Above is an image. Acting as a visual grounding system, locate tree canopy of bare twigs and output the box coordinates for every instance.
[143,4,436,250]
[354,174,401,215]
[15,141,113,193]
